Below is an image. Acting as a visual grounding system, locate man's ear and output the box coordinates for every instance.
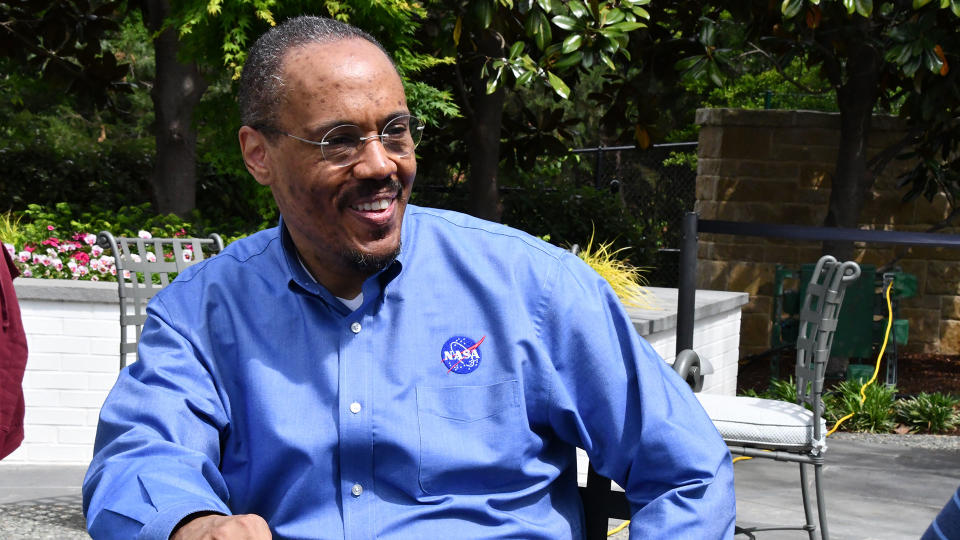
[239,126,273,186]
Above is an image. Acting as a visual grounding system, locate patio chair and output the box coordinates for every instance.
[97,231,224,369]
[695,255,861,540]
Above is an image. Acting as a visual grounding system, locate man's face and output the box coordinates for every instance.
[245,38,416,294]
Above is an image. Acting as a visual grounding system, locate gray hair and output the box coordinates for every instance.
[238,16,392,132]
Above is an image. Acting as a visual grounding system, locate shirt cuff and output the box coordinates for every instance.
[137,502,229,540]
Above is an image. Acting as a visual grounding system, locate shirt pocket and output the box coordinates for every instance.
[416,380,526,495]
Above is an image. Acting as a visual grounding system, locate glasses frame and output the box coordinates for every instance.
[267,114,424,167]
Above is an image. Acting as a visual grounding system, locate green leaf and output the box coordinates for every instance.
[604,8,625,25]
[843,0,857,14]
[913,0,934,7]
[553,50,583,70]
[536,0,552,13]
[599,51,616,70]
[632,6,650,19]
[924,47,944,72]
[674,55,702,71]
[546,70,571,98]
[552,14,578,30]
[608,21,647,32]
[526,10,552,50]
[782,0,804,18]
[509,41,525,59]
[562,33,584,53]
[516,70,535,85]
[473,0,494,29]
[568,0,589,18]
[699,21,716,45]
[486,67,502,94]
[855,0,874,15]
[951,0,960,16]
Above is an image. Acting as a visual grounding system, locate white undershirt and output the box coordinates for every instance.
[297,254,364,311]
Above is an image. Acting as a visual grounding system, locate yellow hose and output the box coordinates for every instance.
[826,280,894,436]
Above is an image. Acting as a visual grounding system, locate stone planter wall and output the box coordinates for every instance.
[695,108,960,357]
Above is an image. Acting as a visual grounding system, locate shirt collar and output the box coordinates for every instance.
[277,215,405,311]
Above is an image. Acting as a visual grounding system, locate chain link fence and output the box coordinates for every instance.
[570,142,697,287]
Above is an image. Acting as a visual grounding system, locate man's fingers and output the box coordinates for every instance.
[171,513,272,539]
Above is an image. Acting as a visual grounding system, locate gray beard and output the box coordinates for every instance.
[345,240,401,273]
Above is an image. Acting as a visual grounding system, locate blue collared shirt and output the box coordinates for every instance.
[83,206,734,539]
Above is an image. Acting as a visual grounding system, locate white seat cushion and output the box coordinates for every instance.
[696,393,827,452]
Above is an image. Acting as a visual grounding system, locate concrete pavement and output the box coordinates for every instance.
[1,435,957,539]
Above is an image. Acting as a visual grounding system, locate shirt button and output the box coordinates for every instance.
[350,322,362,334]
[350,402,362,414]
[351,483,363,497]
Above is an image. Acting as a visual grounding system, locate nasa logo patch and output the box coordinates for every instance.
[441,335,485,374]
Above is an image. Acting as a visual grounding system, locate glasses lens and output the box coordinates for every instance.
[320,125,362,165]
[381,115,423,158]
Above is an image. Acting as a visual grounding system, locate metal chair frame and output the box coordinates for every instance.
[729,255,860,540]
[97,231,223,369]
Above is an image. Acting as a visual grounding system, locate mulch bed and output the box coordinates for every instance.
[736,350,960,396]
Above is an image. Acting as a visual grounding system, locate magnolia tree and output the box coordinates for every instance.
[682,0,960,257]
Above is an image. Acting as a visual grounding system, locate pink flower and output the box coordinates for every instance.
[41,237,60,247]
[138,230,152,239]
[47,225,55,231]
[17,251,29,263]
[84,233,97,245]
[72,251,90,265]
[24,245,35,253]
[91,245,104,257]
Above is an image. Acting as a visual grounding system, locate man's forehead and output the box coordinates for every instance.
[280,38,394,82]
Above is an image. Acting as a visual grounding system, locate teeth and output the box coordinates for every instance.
[353,199,391,212]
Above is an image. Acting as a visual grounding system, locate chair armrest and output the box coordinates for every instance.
[673,349,703,392]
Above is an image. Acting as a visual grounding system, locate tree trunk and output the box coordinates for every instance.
[822,41,881,260]
[142,0,207,218]
[466,30,505,222]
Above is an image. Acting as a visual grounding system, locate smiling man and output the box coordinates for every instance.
[82,16,734,540]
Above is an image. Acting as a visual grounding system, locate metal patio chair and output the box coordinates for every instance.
[97,231,224,369]
[695,255,861,540]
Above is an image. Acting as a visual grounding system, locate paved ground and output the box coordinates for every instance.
[1,435,957,539]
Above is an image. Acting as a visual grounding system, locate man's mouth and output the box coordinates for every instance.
[351,198,392,212]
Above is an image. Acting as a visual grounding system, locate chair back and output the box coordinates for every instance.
[794,255,861,440]
[97,231,224,369]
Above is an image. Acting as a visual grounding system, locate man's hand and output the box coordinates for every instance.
[171,513,272,540]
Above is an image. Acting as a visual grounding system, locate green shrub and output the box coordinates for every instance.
[824,380,898,433]
[896,393,960,434]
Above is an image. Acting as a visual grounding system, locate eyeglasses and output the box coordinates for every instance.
[270,114,424,167]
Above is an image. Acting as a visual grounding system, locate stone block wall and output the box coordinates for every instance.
[695,108,960,357]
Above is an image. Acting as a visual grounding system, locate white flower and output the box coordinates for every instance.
[22,268,32,277]
[110,266,117,276]
[91,245,104,257]
[90,275,99,281]
[84,233,97,245]
[4,243,14,257]
[182,250,193,262]
[131,254,142,263]
[138,230,152,239]
[18,251,30,263]
[146,252,157,263]
[53,258,63,271]
[122,270,131,279]
[77,265,89,276]
[67,260,78,271]
[32,254,42,265]
[46,247,57,256]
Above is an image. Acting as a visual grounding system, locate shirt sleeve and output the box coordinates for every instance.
[537,252,735,538]
[82,297,233,540]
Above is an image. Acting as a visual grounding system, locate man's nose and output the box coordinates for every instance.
[353,136,398,178]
